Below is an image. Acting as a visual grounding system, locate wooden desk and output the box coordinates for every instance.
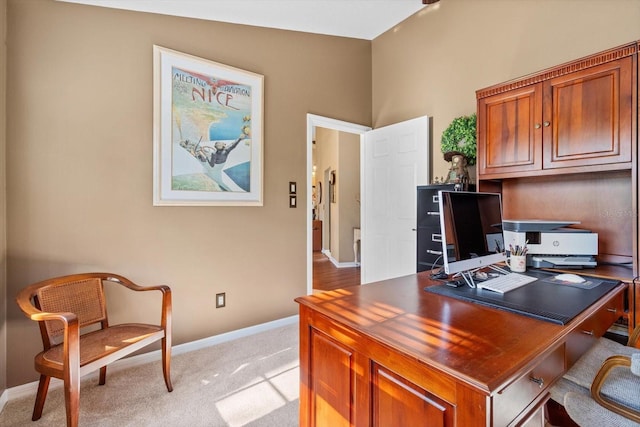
[296,272,626,426]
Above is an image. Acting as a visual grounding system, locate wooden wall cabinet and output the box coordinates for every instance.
[543,58,633,170]
[476,41,639,335]
[477,44,636,180]
[478,83,543,177]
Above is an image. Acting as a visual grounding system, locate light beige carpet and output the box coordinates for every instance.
[0,322,299,427]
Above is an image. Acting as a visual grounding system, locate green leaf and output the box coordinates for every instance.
[441,113,477,166]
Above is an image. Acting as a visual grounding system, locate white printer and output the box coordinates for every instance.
[502,220,598,268]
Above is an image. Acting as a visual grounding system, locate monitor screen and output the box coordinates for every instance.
[438,190,506,275]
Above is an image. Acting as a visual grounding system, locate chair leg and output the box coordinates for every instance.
[99,366,107,385]
[64,371,80,427]
[162,336,173,392]
[32,375,50,421]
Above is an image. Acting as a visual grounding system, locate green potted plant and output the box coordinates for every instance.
[440,113,476,184]
[441,113,477,165]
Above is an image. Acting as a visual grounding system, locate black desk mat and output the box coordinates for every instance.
[424,270,620,325]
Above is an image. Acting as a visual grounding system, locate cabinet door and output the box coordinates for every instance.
[477,83,543,178]
[308,328,355,427]
[371,363,454,427]
[543,57,633,169]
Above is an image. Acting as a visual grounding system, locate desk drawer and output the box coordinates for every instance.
[565,291,624,367]
[492,345,564,426]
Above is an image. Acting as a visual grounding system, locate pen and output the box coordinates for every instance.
[509,243,528,256]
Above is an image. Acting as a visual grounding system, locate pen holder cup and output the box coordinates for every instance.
[506,255,527,273]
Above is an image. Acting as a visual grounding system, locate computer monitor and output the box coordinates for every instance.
[438,190,506,275]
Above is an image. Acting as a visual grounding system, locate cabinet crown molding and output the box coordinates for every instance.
[476,42,638,99]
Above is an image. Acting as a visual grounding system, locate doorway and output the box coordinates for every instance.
[306,115,371,295]
[307,114,430,294]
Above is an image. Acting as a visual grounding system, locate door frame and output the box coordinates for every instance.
[306,114,371,295]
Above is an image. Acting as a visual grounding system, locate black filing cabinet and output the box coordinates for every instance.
[417,183,475,272]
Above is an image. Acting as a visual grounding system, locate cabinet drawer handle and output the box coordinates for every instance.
[529,376,544,388]
[534,123,541,129]
[607,308,617,313]
[581,330,595,336]
[427,211,440,216]
[543,121,550,127]
[427,249,442,255]
[432,233,442,242]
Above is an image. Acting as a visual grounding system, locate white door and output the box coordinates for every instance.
[361,116,430,284]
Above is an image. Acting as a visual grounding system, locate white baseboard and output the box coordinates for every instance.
[2,315,299,406]
[337,261,359,268]
[323,250,359,268]
[0,388,7,414]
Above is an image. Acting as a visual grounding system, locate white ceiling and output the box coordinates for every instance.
[57,0,431,40]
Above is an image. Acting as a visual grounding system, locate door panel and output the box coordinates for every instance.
[372,363,454,427]
[309,328,354,427]
[362,116,429,284]
[543,57,633,169]
[477,83,543,177]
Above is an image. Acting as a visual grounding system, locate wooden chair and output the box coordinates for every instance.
[15,273,173,427]
[549,325,640,426]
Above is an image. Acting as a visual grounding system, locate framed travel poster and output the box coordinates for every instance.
[153,45,264,206]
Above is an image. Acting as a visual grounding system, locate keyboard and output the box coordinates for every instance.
[477,272,537,294]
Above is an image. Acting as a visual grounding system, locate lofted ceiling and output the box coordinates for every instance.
[57,0,436,40]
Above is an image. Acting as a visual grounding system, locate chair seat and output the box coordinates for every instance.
[36,323,164,372]
[561,337,640,411]
[564,391,640,427]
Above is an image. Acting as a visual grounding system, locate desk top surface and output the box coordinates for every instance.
[296,271,626,393]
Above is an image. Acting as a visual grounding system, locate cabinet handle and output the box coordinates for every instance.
[529,376,544,388]
[581,330,595,336]
[534,123,541,129]
[432,233,442,242]
[543,121,550,127]
[427,249,443,255]
[427,211,440,216]
[607,308,617,313]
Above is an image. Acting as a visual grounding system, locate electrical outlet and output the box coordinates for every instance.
[216,292,226,308]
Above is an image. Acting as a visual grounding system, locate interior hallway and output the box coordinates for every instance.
[313,252,360,291]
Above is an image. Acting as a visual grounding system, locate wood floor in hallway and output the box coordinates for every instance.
[313,252,361,291]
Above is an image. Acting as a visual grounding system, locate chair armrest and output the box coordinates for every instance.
[16,285,78,323]
[102,274,172,331]
[102,274,171,294]
[15,289,81,368]
[591,355,640,422]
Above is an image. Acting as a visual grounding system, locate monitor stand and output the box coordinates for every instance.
[456,264,510,288]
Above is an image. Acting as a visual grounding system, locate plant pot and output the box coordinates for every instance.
[444,152,470,184]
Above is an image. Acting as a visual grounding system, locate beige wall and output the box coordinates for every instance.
[0,0,6,397]
[314,127,337,252]
[373,0,640,181]
[5,0,371,386]
[4,0,640,390]
[337,132,360,263]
